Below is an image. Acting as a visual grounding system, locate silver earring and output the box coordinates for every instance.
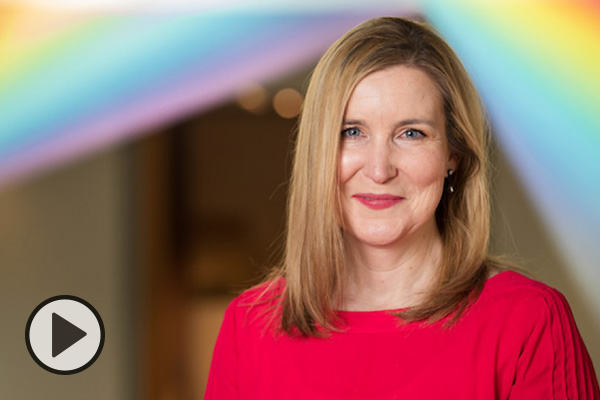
[447,169,455,193]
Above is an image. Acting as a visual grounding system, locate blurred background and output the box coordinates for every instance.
[0,0,598,398]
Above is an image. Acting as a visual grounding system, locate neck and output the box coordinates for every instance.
[342,220,443,311]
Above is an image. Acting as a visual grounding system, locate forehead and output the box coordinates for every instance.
[344,66,443,120]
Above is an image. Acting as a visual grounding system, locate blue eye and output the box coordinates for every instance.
[402,128,425,139]
[341,127,362,139]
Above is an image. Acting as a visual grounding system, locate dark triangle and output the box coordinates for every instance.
[52,312,87,358]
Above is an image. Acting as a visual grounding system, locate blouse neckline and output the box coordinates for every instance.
[333,270,513,333]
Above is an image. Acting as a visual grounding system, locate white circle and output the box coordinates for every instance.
[28,299,102,371]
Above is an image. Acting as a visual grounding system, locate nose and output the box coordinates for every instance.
[364,139,398,184]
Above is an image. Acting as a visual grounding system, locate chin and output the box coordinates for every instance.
[345,229,404,248]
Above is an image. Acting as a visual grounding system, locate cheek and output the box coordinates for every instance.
[405,149,447,185]
[410,168,444,190]
[401,151,448,212]
[404,152,446,218]
[338,149,362,185]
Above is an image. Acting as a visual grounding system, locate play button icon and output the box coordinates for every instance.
[52,313,87,357]
[26,295,105,374]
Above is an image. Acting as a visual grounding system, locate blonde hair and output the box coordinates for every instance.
[258,16,503,336]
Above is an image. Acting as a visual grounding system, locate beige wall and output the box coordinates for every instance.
[0,147,133,399]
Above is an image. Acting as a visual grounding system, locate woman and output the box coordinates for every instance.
[205,17,599,399]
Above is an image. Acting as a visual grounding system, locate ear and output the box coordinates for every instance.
[447,153,458,174]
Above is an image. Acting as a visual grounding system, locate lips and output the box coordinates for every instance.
[352,193,405,210]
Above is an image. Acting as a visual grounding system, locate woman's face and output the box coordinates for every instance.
[338,65,455,248]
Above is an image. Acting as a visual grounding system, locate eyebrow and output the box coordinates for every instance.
[342,118,437,127]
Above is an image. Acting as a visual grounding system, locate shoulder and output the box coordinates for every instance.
[482,270,569,311]
[482,273,599,397]
[233,277,285,309]
[468,271,585,362]
[465,270,580,336]
[223,277,285,332]
[473,270,585,347]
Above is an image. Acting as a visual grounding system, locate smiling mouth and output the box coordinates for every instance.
[352,194,405,210]
[353,193,404,200]
[360,195,401,200]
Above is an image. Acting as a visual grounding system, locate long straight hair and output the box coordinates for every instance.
[258,17,502,337]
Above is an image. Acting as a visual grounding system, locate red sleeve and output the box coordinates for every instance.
[204,298,239,400]
[509,287,600,399]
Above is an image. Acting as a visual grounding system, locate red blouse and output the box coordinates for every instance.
[205,271,599,399]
